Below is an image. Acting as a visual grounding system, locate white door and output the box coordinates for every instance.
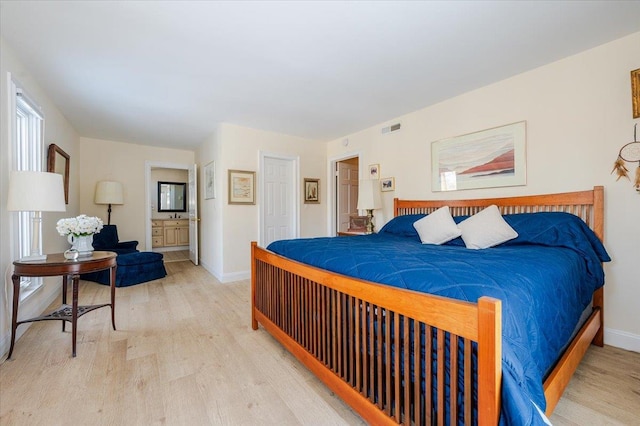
[337,160,359,232]
[188,164,199,265]
[263,157,295,247]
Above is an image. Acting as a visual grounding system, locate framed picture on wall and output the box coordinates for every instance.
[380,177,395,192]
[204,161,215,199]
[431,121,526,192]
[348,215,368,232]
[368,164,380,179]
[228,169,255,204]
[304,178,320,204]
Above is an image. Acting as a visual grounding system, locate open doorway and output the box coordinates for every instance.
[144,161,198,265]
[335,156,359,234]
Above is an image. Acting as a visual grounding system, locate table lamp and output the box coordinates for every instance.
[94,181,124,225]
[7,171,66,261]
[357,179,382,234]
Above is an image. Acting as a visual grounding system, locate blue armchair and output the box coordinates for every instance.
[92,225,138,255]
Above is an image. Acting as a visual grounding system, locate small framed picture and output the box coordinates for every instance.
[381,177,395,192]
[204,161,215,199]
[368,164,380,179]
[348,215,368,232]
[228,169,256,204]
[304,178,320,203]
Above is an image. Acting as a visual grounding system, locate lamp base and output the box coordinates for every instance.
[365,209,375,234]
[19,254,47,262]
[107,203,112,225]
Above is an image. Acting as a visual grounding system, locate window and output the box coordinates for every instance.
[11,82,45,297]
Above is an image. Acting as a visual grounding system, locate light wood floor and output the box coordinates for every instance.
[160,250,190,263]
[1,262,638,425]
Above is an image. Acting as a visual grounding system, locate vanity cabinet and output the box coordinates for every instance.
[152,219,189,248]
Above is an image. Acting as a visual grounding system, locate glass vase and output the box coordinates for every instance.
[67,234,94,257]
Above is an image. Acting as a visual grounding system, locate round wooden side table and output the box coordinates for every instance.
[8,251,117,359]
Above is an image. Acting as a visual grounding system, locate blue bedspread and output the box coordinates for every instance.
[267,213,610,425]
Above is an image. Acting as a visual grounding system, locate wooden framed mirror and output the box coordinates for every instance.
[47,143,70,204]
[157,181,187,212]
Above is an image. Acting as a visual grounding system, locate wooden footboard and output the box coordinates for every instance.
[252,242,501,425]
[251,186,604,424]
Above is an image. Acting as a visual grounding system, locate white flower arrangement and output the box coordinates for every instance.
[56,214,104,237]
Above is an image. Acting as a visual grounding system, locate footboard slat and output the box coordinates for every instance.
[425,325,433,424]
[252,242,501,425]
[376,304,383,410]
[391,311,400,420]
[402,317,410,423]
[451,334,459,424]
[464,338,473,423]
[370,303,376,404]
[383,313,393,417]
[437,328,445,426]
[413,320,420,424]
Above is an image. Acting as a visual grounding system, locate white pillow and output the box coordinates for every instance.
[412,206,462,245]
[458,205,518,249]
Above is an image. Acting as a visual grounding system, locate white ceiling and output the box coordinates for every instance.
[2,1,639,150]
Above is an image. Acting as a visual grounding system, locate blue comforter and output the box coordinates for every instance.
[267,213,610,425]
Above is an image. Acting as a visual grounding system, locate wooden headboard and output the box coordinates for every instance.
[394,186,604,241]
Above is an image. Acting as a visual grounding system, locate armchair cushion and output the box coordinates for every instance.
[93,224,138,255]
[81,252,166,287]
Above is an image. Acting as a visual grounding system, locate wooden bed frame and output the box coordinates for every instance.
[251,186,604,425]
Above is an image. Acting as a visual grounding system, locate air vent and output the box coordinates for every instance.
[381,122,401,134]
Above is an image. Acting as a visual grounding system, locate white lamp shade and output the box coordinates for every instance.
[357,179,382,210]
[7,171,66,212]
[94,181,124,205]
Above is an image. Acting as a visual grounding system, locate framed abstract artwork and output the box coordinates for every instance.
[431,121,526,192]
[228,169,255,204]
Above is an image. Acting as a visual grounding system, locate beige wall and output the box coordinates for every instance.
[1,37,81,354]
[327,32,640,351]
[79,138,195,250]
[197,123,326,282]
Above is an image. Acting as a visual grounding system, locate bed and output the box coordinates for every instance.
[250,187,608,425]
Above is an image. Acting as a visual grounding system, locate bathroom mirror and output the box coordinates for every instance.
[158,181,187,212]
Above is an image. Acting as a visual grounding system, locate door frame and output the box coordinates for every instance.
[258,151,300,247]
[144,161,192,253]
[327,151,361,236]
[187,164,198,265]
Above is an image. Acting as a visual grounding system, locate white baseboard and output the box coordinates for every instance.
[604,327,640,353]
[198,261,249,284]
[198,260,218,281]
[219,270,250,283]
